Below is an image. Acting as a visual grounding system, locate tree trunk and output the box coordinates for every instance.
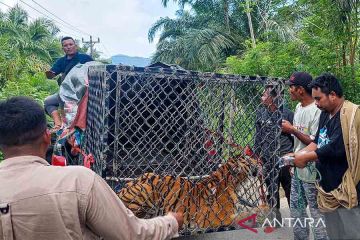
[349,5,358,82]
[223,0,230,33]
[245,0,256,48]
[336,45,341,70]
[342,43,347,67]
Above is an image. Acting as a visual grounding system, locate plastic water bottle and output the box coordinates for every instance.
[278,156,295,168]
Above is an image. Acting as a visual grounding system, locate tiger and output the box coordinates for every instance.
[118,155,262,229]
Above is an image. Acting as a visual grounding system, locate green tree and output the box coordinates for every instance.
[0,5,62,98]
[225,0,360,103]
[0,5,63,80]
[0,5,62,63]
[152,0,301,71]
[149,9,237,70]
[150,1,249,70]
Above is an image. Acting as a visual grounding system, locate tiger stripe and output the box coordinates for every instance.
[118,156,258,229]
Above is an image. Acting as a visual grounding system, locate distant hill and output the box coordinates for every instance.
[111,54,151,67]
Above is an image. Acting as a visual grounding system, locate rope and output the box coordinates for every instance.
[297,164,322,184]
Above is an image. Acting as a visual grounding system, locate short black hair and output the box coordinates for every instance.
[265,82,280,98]
[301,85,312,96]
[309,73,343,97]
[61,36,75,44]
[295,85,312,96]
[0,96,47,146]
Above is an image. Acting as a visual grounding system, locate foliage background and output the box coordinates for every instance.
[1,2,360,161]
[152,0,360,104]
[1,2,359,111]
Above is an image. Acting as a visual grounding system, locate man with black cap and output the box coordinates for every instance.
[282,72,328,240]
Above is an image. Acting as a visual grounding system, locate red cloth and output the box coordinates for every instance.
[69,90,88,130]
[52,155,67,166]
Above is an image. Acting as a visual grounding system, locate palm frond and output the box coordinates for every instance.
[6,4,28,26]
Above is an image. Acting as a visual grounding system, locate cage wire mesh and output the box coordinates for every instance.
[84,64,286,235]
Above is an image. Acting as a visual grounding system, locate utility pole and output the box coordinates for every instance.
[82,36,100,58]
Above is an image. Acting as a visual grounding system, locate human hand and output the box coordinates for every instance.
[167,212,184,230]
[282,120,295,134]
[283,152,295,158]
[293,152,308,168]
[45,70,56,79]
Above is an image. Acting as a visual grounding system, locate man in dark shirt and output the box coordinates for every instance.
[294,73,360,239]
[314,109,347,193]
[45,36,93,130]
[254,83,294,221]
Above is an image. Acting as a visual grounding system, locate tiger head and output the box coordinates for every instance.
[194,155,259,228]
[211,155,259,187]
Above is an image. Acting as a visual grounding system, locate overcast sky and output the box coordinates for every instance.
[0,0,178,58]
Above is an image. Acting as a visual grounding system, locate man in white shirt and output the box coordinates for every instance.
[282,72,328,240]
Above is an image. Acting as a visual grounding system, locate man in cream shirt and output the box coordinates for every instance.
[282,72,328,240]
[0,96,183,240]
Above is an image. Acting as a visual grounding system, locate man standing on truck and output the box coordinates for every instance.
[45,36,93,131]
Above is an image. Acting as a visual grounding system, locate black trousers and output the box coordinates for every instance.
[264,165,291,218]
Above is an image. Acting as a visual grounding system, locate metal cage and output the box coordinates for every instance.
[84,64,287,235]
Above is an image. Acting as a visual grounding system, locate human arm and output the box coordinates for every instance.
[292,109,322,169]
[46,58,63,79]
[282,105,321,146]
[282,120,314,145]
[86,175,182,240]
[293,144,318,168]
